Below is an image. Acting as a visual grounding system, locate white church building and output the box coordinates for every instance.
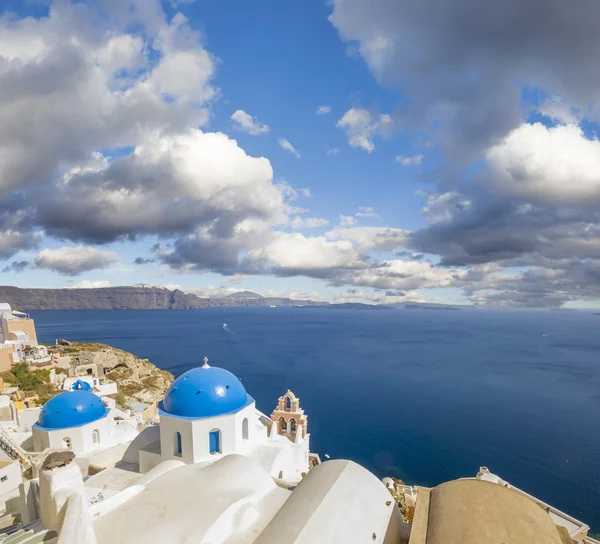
[132,358,311,483]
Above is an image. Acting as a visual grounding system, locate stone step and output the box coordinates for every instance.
[14,531,58,544]
[2,529,29,544]
[0,517,19,531]
[0,523,21,536]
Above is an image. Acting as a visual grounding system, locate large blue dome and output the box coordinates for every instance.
[36,390,109,430]
[160,366,251,419]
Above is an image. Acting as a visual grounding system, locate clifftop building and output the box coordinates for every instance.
[0,304,47,371]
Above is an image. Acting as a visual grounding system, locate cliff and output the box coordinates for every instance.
[0,286,326,311]
[58,342,174,406]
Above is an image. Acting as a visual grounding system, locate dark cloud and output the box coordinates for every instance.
[134,257,155,265]
[1,261,30,273]
[385,290,405,297]
[410,196,600,266]
[330,0,600,162]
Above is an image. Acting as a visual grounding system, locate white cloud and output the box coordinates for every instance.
[538,97,580,125]
[339,215,356,227]
[40,129,287,242]
[339,259,468,291]
[69,280,112,289]
[249,232,365,272]
[291,216,330,229]
[316,105,332,115]
[325,146,341,156]
[336,108,392,153]
[395,154,423,166]
[326,226,408,251]
[355,206,379,218]
[35,246,120,275]
[230,109,270,135]
[278,138,301,158]
[151,14,216,104]
[486,122,600,205]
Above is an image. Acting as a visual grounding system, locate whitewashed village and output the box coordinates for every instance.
[0,302,596,544]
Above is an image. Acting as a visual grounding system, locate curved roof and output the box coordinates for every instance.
[160,366,251,419]
[71,379,92,392]
[426,479,563,544]
[36,390,109,430]
[255,460,404,544]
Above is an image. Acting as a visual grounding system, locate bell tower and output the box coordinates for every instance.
[269,390,308,441]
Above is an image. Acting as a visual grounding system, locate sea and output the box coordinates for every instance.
[30,307,600,531]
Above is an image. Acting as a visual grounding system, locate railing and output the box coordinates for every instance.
[0,430,33,470]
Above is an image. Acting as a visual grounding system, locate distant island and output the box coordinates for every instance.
[316,303,395,310]
[0,285,469,312]
[0,286,327,311]
[403,303,461,310]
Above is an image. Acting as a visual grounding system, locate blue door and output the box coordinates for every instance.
[209,430,220,454]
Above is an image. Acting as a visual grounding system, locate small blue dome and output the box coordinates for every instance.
[36,390,108,430]
[161,366,250,419]
[71,380,92,392]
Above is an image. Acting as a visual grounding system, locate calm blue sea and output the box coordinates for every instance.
[30,308,600,530]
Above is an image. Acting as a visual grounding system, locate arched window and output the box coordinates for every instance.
[285,396,291,410]
[209,429,221,454]
[92,429,100,444]
[290,418,297,432]
[278,471,283,479]
[62,437,72,450]
[279,417,287,433]
[242,418,249,441]
[173,432,182,457]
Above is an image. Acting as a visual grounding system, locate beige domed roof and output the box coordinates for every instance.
[423,479,563,544]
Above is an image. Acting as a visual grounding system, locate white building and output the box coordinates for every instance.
[135,358,310,483]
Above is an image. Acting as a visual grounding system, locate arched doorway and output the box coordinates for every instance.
[92,429,100,444]
[209,429,221,454]
[173,432,182,457]
[242,418,249,440]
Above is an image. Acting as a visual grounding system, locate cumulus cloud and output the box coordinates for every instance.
[36,130,285,243]
[395,155,423,166]
[336,108,392,153]
[134,257,155,265]
[2,261,30,273]
[316,105,332,115]
[69,280,112,289]
[230,110,270,135]
[329,0,600,161]
[278,138,300,158]
[355,206,379,219]
[486,123,600,205]
[326,226,408,252]
[339,215,356,227]
[34,246,120,275]
[291,216,330,229]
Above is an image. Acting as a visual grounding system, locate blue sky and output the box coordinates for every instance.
[1,0,600,308]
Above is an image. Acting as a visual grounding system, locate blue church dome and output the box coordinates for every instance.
[36,390,109,430]
[160,365,252,419]
[71,379,92,392]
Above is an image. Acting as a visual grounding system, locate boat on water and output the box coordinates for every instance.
[223,323,228,327]
[269,305,276,308]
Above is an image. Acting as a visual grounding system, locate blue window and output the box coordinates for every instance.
[209,429,221,454]
[174,432,182,457]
